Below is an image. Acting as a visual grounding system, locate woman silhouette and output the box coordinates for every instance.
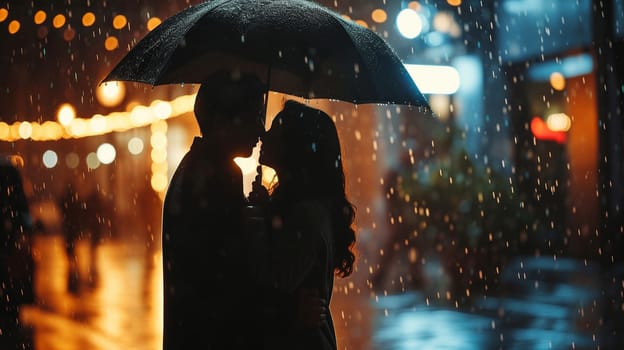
[247,100,357,349]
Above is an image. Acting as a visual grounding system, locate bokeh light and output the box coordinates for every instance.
[57,103,76,126]
[86,152,100,169]
[0,8,8,22]
[113,15,127,29]
[96,81,126,107]
[8,20,20,34]
[546,112,572,132]
[128,137,145,155]
[550,71,566,91]
[396,8,423,39]
[147,17,162,31]
[151,173,168,192]
[52,14,66,28]
[18,122,33,139]
[105,36,119,51]
[82,12,96,27]
[447,0,462,6]
[371,9,387,23]
[97,143,117,164]
[34,10,47,25]
[42,150,58,168]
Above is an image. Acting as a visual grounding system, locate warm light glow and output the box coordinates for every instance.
[151,149,167,163]
[147,17,162,31]
[57,103,76,126]
[151,173,168,192]
[68,118,88,137]
[34,11,47,25]
[128,137,145,155]
[234,156,258,176]
[52,14,66,28]
[396,9,423,39]
[531,116,567,144]
[371,9,387,23]
[546,112,572,132]
[105,36,119,51]
[42,150,58,168]
[150,132,168,150]
[355,20,368,28]
[408,1,422,10]
[428,94,451,121]
[8,20,20,34]
[131,105,151,126]
[261,166,277,190]
[549,72,566,91]
[96,81,126,107]
[0,122,9,139]
[1,93,195,142]
[113,15,127,30]
[18,121,33,139]
[433,12,453,33]
[447,0,462,6]
[151,101,173,119]
[404,64,461,94]
[82,12,96,27]
[0,8,8,22]
[97,143,117,164]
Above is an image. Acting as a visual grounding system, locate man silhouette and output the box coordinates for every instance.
[162,70,266,349]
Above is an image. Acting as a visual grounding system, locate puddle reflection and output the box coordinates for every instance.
[18,235,607,350]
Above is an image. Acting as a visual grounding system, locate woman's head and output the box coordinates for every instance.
[261,100,356,277]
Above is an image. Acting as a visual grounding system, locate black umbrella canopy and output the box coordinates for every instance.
[103,0,428,107]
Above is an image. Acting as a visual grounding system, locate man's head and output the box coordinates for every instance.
[194,70,266,156]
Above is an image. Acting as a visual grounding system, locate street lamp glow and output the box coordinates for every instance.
[396,8,423,39]
[96,81,126,107]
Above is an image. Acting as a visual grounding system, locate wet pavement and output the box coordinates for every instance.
[11,234,616,349]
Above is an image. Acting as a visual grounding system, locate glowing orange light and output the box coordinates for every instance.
[147,17,161,31]
[105,36,119,51]
[447,0,462,6]
[8,20,20,34]
[0,8,8,22]
[52,14,66,28]
[82,12,96,27]
[371,9,387,23]
[113,15,127,30]
[408,1,421,10]
[355,20,368,28]
[549,72,566,91]
[34,10,47,25]
[530,116,567,144]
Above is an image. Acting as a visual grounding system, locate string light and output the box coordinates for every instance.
[0,93,196,142]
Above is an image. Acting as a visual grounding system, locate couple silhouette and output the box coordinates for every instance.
[162,70,356,349]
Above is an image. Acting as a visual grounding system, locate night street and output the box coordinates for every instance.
[16,234,606,350]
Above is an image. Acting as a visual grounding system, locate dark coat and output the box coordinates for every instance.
[162,137,266,349]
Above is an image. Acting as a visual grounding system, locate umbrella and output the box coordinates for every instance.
[102,0,428,107]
